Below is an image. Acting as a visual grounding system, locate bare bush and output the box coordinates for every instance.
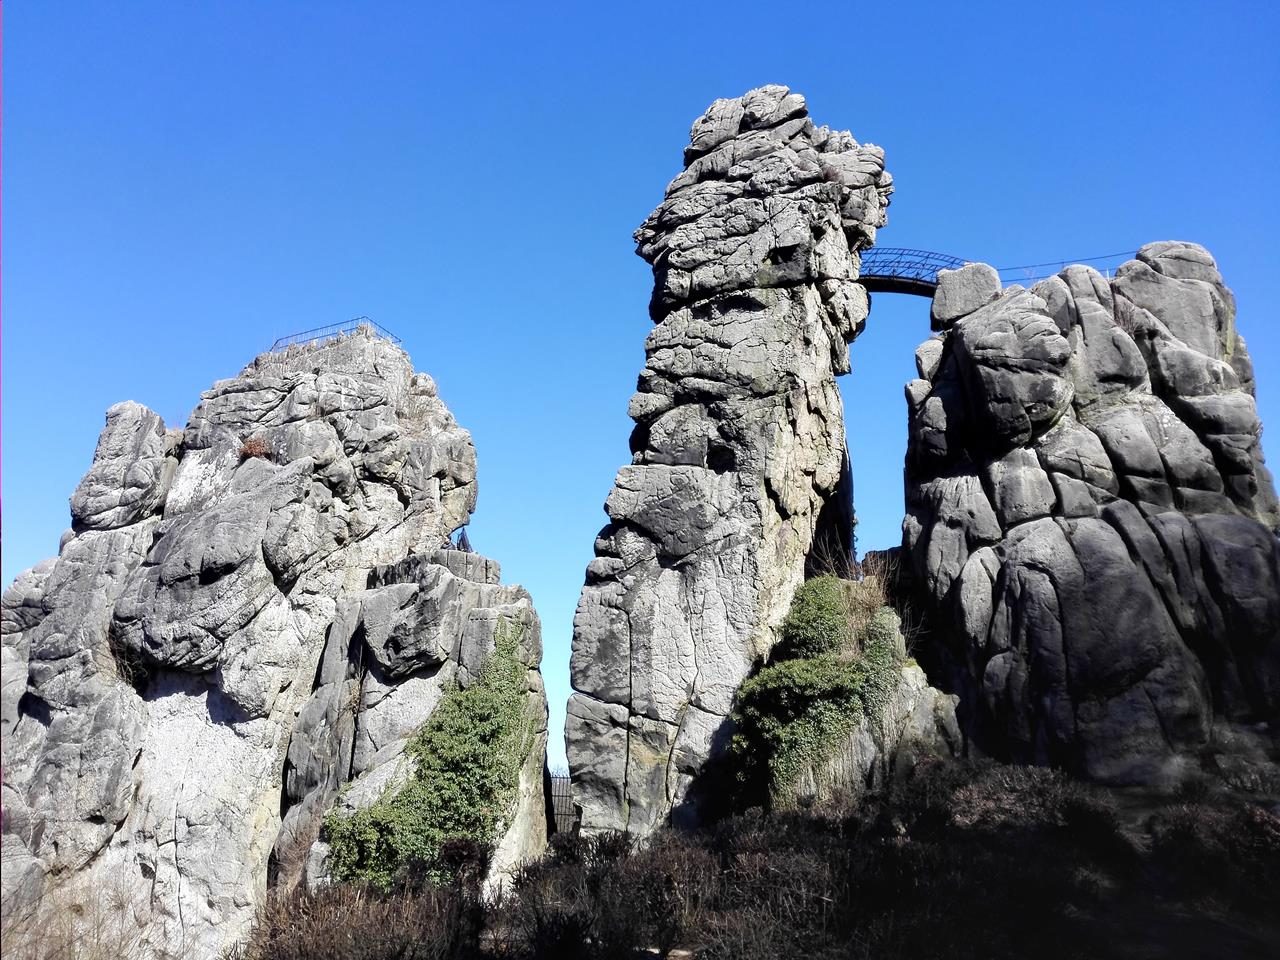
[217,762,1280,960]
[492,762,1280,959]
[226,882,483,960]
[1,877,148,960]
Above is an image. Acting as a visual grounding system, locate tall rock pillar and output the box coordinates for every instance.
[566,86,893,834]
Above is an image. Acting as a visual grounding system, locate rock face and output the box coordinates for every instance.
[1,328,548,958]
[792,662,962,808]
[566,85,893,835]
[905,242,1280,786]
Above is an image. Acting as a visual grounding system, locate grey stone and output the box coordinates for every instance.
[951,289,1074,449]
[983,447,1055,529]
[905,243,1280,790]
[2,328,547,958]
[930,262,1000,329]
[1034,415,1118,493]
[789,662,961,809]
[914,337,945,380]
[69,401,176,531]
[568,86,892,836]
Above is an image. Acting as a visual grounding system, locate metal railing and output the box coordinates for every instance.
[269,317,402,353]
[994,251,1135,287]
[548,774,579,835]
[859,247,1136,296]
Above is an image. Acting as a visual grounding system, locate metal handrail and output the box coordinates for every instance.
[859,247,1136,295]
[269,317,402,352]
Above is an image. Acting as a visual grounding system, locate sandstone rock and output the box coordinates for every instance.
[567,86,893,835]
[789,662,962,808]
[951,288,1074,450]
[69,401,177,530]
[906,242,1280,787]
[1,328,547,959]
[930,262,1000,330]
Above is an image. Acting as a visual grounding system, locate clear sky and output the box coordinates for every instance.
[4,1,1278,769]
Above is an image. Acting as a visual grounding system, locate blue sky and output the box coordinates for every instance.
[4,1,1278,768]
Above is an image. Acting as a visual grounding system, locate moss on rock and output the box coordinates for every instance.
[324,620,533,888]
[731,575,902,807]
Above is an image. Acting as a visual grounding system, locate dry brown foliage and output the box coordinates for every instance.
[239,436,271,462]
[226,882,484,960]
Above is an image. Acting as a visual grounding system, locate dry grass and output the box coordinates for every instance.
[226,881,484,960]
[1,877,149,960]
[805,540,906,637]
[841,573,887,651]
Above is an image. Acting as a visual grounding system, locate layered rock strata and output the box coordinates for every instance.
[906,242,1280,785]
[1,329,548,958]
[566,85,894,834]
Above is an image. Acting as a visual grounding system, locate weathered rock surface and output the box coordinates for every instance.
[791,662,962,808]
[566,85,894,835]
[905,242,1280,786]
[1,328,548,958]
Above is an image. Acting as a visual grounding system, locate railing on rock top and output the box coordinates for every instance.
[269,317,403,353]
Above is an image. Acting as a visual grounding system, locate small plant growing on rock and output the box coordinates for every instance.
[777,571,893,661]
[731,627,898,807]
[731,568,903,808]
[777,575,849,658]
[323,620,533,889]
[239,435,271,462]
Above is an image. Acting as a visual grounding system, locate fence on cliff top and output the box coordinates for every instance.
[269,317,402,353]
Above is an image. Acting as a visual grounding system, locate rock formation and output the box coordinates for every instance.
[566,85,894,834]
[1,328,549,958]
[791,658,962,809]
[906,243,1280,786]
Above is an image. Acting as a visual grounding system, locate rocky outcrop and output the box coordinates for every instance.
[905,242,1280,786]
[566,85,893,835]
[791,662,962,808]
[1,328,548,958]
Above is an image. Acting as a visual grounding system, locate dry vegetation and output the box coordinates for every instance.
[0,876,149,960]
[220,761,1280,960]
[225,879,484,960]
[238,436,271,462]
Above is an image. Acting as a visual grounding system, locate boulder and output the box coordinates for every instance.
[930,262,1000,330]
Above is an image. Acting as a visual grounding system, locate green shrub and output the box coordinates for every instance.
[777,575,849,658]
[731,622,898,805]
[864,606,904,655]
[324,621,533,889]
